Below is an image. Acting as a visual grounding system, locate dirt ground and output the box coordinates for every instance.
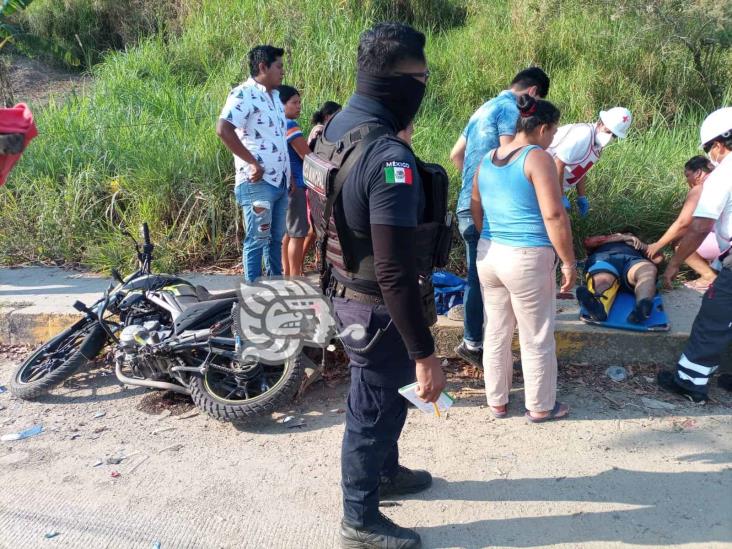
[0,348,730,549]
[6,55,90,108]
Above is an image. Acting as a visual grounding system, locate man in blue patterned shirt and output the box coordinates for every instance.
[449,67,550,369]
[216,45,290,281]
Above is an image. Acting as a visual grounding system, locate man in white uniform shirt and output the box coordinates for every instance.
[548,107,632,217]
[216,45,289,281]
[659,107,732,402]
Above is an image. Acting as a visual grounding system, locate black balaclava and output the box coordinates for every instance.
[356,71,426,131]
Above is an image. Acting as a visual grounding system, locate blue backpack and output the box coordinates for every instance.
[432,271,466,315]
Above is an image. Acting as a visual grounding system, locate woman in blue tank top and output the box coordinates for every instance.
[470,95,577,423]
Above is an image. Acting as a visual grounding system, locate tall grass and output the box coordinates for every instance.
[2,0,731,271]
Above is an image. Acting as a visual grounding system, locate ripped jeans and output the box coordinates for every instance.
[235,179,288,282]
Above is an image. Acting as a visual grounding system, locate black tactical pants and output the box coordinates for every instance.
[674,266,732,397]
[332,297,415,527]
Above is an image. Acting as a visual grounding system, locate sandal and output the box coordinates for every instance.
[489,404,508,419]
[525,402,569,423]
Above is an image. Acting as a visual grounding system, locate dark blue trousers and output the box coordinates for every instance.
[333,297,415,527]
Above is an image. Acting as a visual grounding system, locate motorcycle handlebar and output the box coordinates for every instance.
[141,223,150,246]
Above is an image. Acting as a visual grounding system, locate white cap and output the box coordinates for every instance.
[700,107,732,148]
[599,107,632,139]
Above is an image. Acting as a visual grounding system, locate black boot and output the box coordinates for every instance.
[657,370,707,403]
[380,466,432,499]
[341,513,421,549]
[576,286,607,321]
[627,298,654,324]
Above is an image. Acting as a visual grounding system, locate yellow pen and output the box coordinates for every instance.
[433,402,441,418]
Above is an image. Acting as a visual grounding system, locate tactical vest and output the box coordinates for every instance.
[303,122,454,293]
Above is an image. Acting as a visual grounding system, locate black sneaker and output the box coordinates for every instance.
[380,466,432,499]
[627,298,654,324]
[341,513,421,549]
[576,286,607,322]
[455,341,483,369]
[657,370,707,403]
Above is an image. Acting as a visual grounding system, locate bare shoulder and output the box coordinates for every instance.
[525,147,555,169]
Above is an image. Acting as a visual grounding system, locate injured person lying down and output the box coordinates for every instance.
[577,233,663,325]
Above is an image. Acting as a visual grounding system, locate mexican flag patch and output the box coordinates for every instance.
[384,161,413,185]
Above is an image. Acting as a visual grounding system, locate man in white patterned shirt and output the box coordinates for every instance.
[216,45,290,281]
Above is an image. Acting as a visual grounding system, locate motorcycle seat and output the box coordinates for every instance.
[174,297,237,334]
[195,285,239,302]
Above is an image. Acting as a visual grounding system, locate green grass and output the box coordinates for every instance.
[2,0,731,272]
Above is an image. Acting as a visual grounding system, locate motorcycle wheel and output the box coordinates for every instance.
[189,354,304,422]
[9,322,108,400]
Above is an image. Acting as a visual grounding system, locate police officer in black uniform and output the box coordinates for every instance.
[311,23,447,549]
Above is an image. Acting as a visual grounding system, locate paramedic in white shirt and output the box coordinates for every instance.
[548,107,632,217]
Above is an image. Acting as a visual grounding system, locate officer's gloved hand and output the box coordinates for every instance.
[561,195,571,211]
[577,196,590,217]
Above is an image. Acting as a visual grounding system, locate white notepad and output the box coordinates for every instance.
[398,382,454,415]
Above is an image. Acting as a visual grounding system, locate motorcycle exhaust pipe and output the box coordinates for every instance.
[115,360,190,395]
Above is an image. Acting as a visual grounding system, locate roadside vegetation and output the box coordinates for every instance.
[1,0,730,272]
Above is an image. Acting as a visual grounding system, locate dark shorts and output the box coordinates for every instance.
[286,186,310,238]
[585,243,647,290]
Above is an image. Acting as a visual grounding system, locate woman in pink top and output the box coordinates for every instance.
[647,156,719,290]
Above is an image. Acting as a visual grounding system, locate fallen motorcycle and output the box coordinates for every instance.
[9,223,304,421]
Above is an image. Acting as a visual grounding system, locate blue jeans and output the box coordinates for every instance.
[235,180,288,282]
[458,211,484,347]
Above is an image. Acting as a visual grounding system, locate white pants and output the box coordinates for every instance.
[476,239,558,412]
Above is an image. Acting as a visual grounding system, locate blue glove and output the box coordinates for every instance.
[577,196,590,217]
[561,195,571,210]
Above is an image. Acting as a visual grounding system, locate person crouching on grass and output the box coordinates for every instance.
[646,156,719,291]
[278,85,312,277]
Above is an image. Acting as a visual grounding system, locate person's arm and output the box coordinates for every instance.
[470,166,483,233]
[662,172,728,288]
[449,135,466,173]
[554,157,572,210]
[368,144,446,402]
[647,187,701,258]
[662,217,715,289]
[286,123,311,160]
[575,177,590,217]
[216,120,264,181]
[576,176,587,197]
[553,156,566,191]
[372,226,446,402]
[527,149,577,292]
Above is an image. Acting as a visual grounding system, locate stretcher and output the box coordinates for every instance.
[579,290,669,332]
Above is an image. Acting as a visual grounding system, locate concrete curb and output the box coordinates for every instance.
[0,309,83,346]
[2,305,725,369]
[1,267,729,368]
[432,317,695,367]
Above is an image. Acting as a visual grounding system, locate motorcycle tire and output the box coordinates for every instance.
[189,354,305,422]
[10,322,108,400]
